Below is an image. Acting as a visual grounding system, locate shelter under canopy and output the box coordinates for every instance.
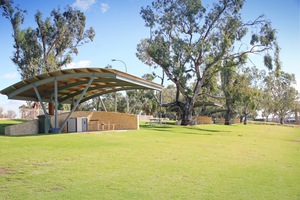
[1,68,163,133]
[168,101,222,112]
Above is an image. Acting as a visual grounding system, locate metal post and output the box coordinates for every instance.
[58,77,95,133]
[33,86,48,118]
[111,59,129,113]
[114,92,117,112]
[54,80,58,130]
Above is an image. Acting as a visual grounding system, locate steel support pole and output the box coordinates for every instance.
[33,85,53,132]
[54,80,58,130]
[33,86,48,117]
[58,77,95,133]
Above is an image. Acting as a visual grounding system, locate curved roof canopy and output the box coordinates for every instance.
[1,68,163,104]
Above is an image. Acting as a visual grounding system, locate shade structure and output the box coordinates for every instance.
[1,68,162,104]
[0,68,163,133]
[168,101,222,112]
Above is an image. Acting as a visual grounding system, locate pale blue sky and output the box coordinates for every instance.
[0,0,299,116]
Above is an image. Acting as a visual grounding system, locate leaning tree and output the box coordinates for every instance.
[1,0,95,79]
[137,0,280,125]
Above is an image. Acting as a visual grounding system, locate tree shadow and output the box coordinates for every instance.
[187,127,230,133]
[181,126,231,136]
[140,124,231,135]
[140,124,170,129]
[140,124,172,132]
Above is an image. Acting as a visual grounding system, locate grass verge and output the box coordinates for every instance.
[0,121,299,199]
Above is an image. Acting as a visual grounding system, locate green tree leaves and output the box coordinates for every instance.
[138,0,280,125]
[1,1,95,79]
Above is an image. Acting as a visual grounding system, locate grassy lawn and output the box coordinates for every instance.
[0,121,299,199]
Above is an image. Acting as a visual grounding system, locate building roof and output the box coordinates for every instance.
[0,68,163,104]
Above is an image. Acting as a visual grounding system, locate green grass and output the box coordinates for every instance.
[0,121,299,199]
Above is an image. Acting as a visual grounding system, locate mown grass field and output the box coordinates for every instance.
[0,121,299,199]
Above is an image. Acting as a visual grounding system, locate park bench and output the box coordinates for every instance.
[147,118,166,126]
[88,119,116,131]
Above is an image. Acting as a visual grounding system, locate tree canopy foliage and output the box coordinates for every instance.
[262,71,299,124]
[137,0,281,125]
[1,0,95,79]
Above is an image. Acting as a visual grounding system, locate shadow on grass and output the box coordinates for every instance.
[187,126,231,133]
[140,124,231,135]
[140,124,171,129]
[0,133,63,138]
[140,124,172,133]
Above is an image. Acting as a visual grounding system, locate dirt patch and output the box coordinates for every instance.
[51,185,64,191]
[31,162,52,167]
[0,166,14,175]
[291,139,300,142]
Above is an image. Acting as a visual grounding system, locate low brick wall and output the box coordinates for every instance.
[215,118,241,124]
[51,111,138,132]
[89,111,139,130]
[233,118,241,124]
[5,119,39,136]
[193,116,213,124]
[4,111,138,135]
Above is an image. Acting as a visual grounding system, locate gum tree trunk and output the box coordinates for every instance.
[243,113,248,125]
[224,101,232,125]
[179,100,194,126]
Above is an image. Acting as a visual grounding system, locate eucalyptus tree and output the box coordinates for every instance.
[294,101,300,125]
[102,93,123,112]
[137,0,280,125]
[127,89,158,115]
[237,67,263,124]
[240,87,260,124]
[221,65,263,125]
[263,71,299,124]
[0,107,3,118]
[1,0,95,79]
[260,89,273,122]
[126,73,159,115]
[6,110,16,119]
[220,58,244,125]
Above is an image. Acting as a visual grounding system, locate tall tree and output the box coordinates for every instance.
[221,65,263,125]
[137,0,280,125]
[263,71,299,124]
[220,58,244,125]
[237,67,263,124]
[0,106,4,118]
[1,0,95,79]
[125,73,159,115]
[6,110,16,119]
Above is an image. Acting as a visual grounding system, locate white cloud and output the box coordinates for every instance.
[2,72,18,79]
[64,60,92,69]
[72,0,96,11]
[100,3,110,13]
